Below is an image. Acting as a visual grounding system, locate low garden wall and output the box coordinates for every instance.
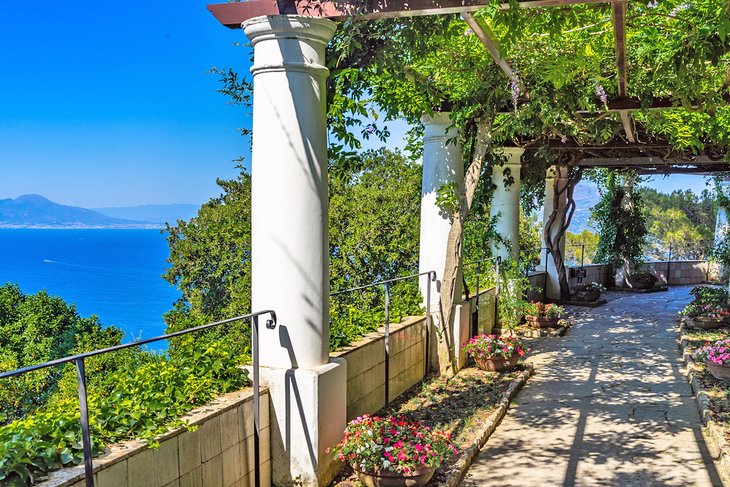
[465,287,497,335]
[40,388,271,487]
[332,316,429,421]
[564,260,712,289]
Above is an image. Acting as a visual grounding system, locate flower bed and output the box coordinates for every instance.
[678,323,730,484]
[329,367,531,486]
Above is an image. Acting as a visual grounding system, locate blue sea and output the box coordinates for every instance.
[0,229,180,347]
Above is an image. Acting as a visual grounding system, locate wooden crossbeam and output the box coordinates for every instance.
[461,13,524,93]
[611,0,627,97]
[208,0,609,26]
[578,156,720,167]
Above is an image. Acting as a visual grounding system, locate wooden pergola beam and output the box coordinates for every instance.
[578,155,720,167]
[461,13,524,93]
[611,0,627,97]
[208,0,609,25]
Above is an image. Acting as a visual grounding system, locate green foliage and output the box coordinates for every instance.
[590,171,648,270]
[329,149,423,348]
[0,285,131,426]
[0,338,248,485]
[640,187,716,260]
[566,229,599,265]
[497,260,533,330]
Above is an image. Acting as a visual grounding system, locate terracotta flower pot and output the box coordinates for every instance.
[352,464,436,487]
[474,353,519,372]
[687,316,726,330]
[705,360,730,381]
[525,316,559,328]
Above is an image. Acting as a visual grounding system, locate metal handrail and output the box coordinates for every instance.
[331,270,436,403]
[0,310,277,487]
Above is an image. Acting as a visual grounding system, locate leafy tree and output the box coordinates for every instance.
[328,148,423,348]
[590,170,648,284]
[0,284,130,425]
[639,187,716,259]
[566,229,600,265]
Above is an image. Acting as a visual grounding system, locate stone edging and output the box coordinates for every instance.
[511,320,571,338]
[677,320,730,485]
[436,363,534,487]
[554,298,607,308]
[608,286,668,294]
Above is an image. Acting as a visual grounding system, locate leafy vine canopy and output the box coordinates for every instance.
[326,0,729,160]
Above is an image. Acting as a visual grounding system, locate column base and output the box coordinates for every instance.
[255,358,347,487]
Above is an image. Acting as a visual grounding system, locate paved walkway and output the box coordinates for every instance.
[462,286,724,487]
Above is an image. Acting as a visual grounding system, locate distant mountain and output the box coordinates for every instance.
[0,195,158,229]
[92,204,199,225]
[567,181,601,233]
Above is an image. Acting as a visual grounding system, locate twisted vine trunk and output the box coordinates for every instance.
[543,165,583,301]
[436,117,492,376]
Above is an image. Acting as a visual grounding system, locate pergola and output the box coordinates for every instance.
[206,2,727,485]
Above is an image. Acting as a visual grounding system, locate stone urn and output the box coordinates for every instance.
[352,465,436,487]
[687,316,726,330]
[474,353,519,372]
[525,316,559,328]
[705,360,730,381]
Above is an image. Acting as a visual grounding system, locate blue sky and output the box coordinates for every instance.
[0,2,710,208]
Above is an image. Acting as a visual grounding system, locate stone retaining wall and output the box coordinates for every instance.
[332,316,428,421]
[465,287,497,335]
[40,388,271,487]
[564,260,711,289]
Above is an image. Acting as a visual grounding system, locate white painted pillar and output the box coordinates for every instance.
[418,112,464,311]
[715,179,730,282]
[244,16,345,487]
[541,165,568,300]
[490,147,524,261]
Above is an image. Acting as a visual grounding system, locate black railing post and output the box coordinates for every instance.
[252,313,276,487]
[383,283,390,405]
[474,261,481,336]
[425,272,434,375]
[581,243,585,267]
[494,257,501,329]
[667,242,673,285]
[75,358,94,487]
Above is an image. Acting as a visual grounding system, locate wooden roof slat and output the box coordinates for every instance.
[208,0,609,26]
[611,0,628,98]
[578,156,720,167]
[461,13,524,93]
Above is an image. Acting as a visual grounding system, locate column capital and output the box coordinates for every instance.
[500,147,525,165]
[244,16,337,77]
[421,112,458,143]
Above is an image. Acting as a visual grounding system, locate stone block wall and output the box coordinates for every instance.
[567,263,612,291]
[41,389,271,487]
[465,287,496,335]
[643,260,710,285]
[332,316,427,421]
[527,273,547,302]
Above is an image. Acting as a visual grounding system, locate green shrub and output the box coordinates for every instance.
[0,338,248,485]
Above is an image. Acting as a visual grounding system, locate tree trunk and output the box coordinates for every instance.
[435,117,492,376]
[543,165,583,301]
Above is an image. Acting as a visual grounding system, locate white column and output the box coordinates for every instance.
[418,112,464,310]
[541,166,568,300]
[490,147,524,261]
[245,16,345,487]
[715,179,730,282]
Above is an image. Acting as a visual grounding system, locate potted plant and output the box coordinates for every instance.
[524,302,564,328]
[680,303,730,330]
[327,415,458,487]
[572,282,605,302]
[627,271,658,290]
[462,334,526,372]
[693,339,730,381]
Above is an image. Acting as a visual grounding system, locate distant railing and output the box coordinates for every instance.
[331,270,436,404]
[0,310,277,487]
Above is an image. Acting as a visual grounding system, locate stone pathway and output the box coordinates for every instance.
[461,286,724,487]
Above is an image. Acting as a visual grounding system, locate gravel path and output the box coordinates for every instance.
[461,286,724,487]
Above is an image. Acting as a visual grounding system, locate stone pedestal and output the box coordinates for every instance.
[541,166,568,300]
[244,15,345,486]
[490,147,524,261]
